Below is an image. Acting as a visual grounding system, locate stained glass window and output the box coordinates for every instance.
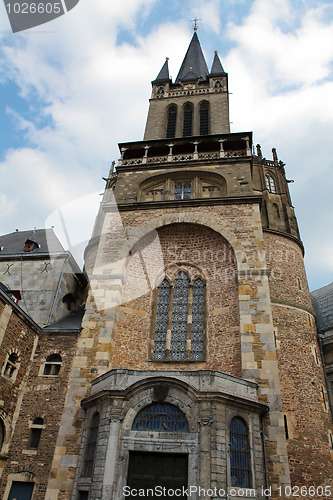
[170,272,189,361]
[83,413,100,478]
[132,403,189,432]
[183,182,191,199]
[174,182,191,200]
[230,417,251,487]
[191,279,205,361]
[153,279,171,360]
[174,183,183,200]
[153,272,205,362]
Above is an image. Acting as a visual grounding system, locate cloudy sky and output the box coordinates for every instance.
[0,0,333,291]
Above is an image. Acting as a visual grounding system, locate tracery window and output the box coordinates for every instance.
[29,417,44,449]
[200,102,209,135]
[183,103,193,137]
[265,173,276,193]
[43,353,62,376]
[174,181,191,200]
[83,412,100,478]
[132,403,189,432]
[166,105,177,138]
[152,271,205,362]
[229,417,251,488]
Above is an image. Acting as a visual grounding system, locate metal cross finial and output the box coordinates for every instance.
[192,17,201,31]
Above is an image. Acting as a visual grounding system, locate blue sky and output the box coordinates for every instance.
[0,0,333,291]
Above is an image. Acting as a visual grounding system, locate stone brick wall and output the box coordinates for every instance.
[0,329,78,500]
[264,232,333,489]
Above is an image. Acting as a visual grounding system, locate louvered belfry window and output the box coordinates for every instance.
[166,105,177,138]
[153,272,205,361]
[230,417,251,487]
[200,103,209,135]
[183,104,193,136]
[132,403,189,432]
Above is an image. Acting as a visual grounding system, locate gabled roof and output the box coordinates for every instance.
[311,282,333,332]
[175,31,209,83]
[153,58,170,83]
[210,51,226,76]
[0,228,65,256]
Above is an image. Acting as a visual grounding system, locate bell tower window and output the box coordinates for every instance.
[166,105,177,138]
[200,102,209,135]
[183,103,193,137]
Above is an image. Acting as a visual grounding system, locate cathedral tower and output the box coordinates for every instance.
[44,31,333,500]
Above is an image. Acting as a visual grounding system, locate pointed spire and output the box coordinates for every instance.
[175,32,209,83]
[153,58,170,83]
[210,50,226,76]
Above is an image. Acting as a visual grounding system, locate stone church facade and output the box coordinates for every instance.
[0,31,332,500]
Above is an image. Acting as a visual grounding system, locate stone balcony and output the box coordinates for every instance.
[117,132,252,168]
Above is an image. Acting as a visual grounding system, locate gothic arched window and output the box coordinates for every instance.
[200,102,209,135]
[229,417,251,488]
[132,403,189,432]
[83,412,100,478]
[152,272,205,362]
[265,173,276,193]
[166,105,177,138]
[183,103,193,137]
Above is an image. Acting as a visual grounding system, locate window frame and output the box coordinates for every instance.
[82,412,100,478]
[43,353,62,376]
[229,416,252,489]
[29,417,44,450]
[2,352,20,383]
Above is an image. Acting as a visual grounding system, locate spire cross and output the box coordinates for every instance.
[192,17,201,31]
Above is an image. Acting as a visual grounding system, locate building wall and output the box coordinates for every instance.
[264,232,333,486]
[0,257,80,327]
[0,328,78,500]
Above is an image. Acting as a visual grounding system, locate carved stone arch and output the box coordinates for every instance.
[122,377,198,433]
[132,216,243,268]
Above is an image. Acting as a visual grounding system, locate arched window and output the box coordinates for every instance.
[0,418,5,451]
[229,417,251,487]
[166,105,177,138]
[83,412,100,478]
[153,272,205,362]
[265,173,276,193]
[29,417,44,449]
[183,103,193,137]
[132,403,189,432]
[200,102,209,135]
[43,354,62,376]
[3,353,19,380]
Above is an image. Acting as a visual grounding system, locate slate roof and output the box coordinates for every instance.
[311,282,333,332]
[210,51,226,76]
[153,58,170,83]
[175,31,209,83]
[0,228,65,256]
[43,309,84,332]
